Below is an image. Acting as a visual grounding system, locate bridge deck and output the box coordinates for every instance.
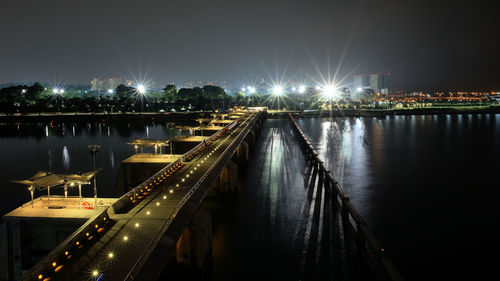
[27,112,257,281]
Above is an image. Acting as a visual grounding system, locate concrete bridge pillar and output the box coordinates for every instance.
[218,159,238,192]
[176,207,212,268]
[236,141,249,165]
[245,130,255,148]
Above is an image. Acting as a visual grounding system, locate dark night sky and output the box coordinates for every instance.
[1,0,498,91]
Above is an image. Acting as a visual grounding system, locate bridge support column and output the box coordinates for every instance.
[5,219,21,281]
[218,160,238,193]
[176,208,212,268]
[245,130,255,148]
[236,141,249,165]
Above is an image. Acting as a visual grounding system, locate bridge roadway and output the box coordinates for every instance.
[23,112,259,281]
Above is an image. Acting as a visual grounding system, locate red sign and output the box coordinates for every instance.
[81,201,94,210]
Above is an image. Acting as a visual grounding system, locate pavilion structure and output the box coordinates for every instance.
[12,170,99,208]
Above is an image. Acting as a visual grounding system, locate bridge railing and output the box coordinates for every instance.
[112,116,250,213]
[111,156,184,214]
[289,113,404,281]
[181,114,245,162]
[124,112,260,280]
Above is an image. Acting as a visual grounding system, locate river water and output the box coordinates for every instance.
[1,114,499,280]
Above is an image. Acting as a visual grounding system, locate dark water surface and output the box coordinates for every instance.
[297,115,500,280]
[1,114,499,281]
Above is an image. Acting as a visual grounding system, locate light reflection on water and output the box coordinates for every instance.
[62,146,70,170]
[298,114,500,280]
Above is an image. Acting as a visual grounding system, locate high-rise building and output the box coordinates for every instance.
[353,74,370,89]
[91,77,125,91]
[354,73,391,94]
[370,74,381,93]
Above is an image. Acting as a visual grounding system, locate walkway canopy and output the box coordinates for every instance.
[12,171,64,190]
[127,138,170,154]
[12,170,99,207]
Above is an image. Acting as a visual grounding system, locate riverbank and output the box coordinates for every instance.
[269,105,500,118]
[0,111,204,123]
[1,105,499,122]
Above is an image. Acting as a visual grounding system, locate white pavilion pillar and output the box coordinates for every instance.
[47,186,51,207]
[78,184,82,207]
[64,183,68,207]
[29,187,34,208]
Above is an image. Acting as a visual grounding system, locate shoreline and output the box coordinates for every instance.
[0,111,204,123]
[0,105,499,123]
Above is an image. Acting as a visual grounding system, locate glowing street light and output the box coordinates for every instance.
[249,87,256,94]
[137,84,146,94]
[107,89,114,94]
[241,87,246,92]
[52,88,59,94]
[357,87,363,92]
[315,85,321,90]
[272,85,283,96]
[298,85,306,94]
[322,85,336,98]
[292,87,296,92]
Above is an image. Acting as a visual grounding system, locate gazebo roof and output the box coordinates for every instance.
[12,170,99,190]
[127,138,168,148]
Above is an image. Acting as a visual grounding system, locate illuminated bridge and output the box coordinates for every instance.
[19,111,263,281]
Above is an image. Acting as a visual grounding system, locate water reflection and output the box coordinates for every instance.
[62,146,70,170]
[300,117,371,216]
[298,114,500,281]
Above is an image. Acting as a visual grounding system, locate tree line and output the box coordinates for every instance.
[0,82,338,114]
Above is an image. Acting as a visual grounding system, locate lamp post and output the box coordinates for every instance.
[47,186,51,207]
[78,184,82,206]
[273,86,283,111]
[29,186,34,208]
[88,144,101,208]
[64,183,68,207]
[137,85,146,114]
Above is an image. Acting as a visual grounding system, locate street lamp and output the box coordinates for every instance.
[272,85,283,111]
[88,144,101,208]
[273,85,283,96]
[137,84,146,94]
[136,85,146,113]
[28,186,34,208]
[298,85,306,94]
